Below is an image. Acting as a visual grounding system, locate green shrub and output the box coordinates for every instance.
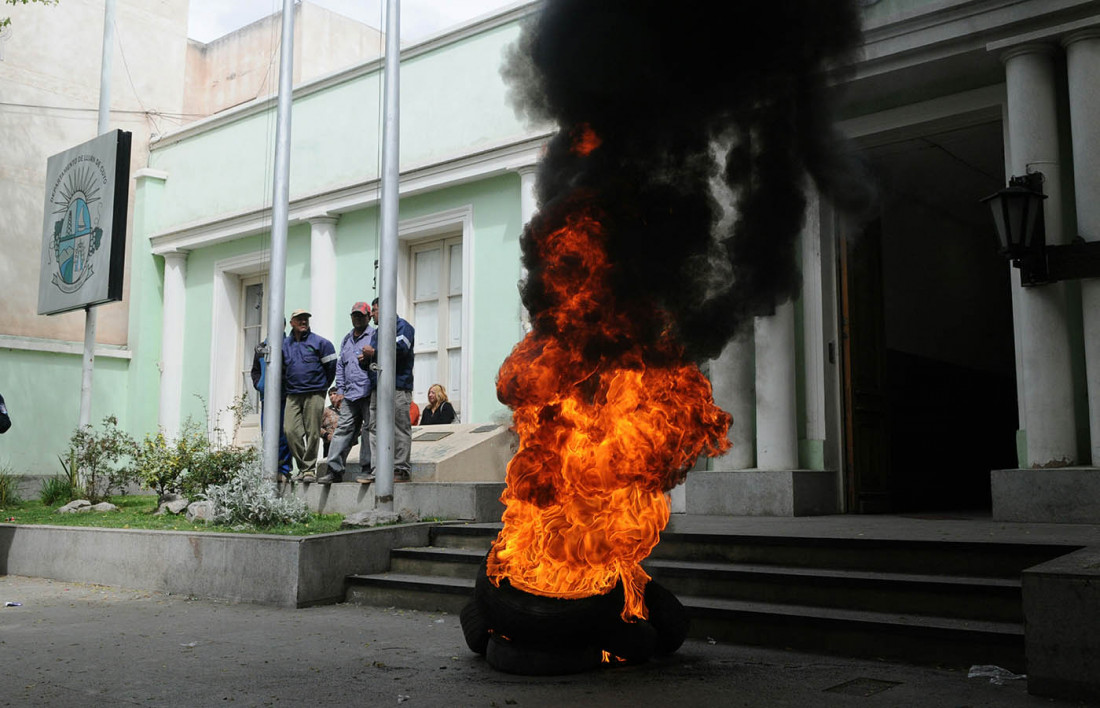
[201,465,308,527]
[39,476,73,506]
[65,416,136,503]
[0,465,22,507]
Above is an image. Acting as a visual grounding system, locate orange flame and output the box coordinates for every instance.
[489,191,731,621]
[571,123,602,156]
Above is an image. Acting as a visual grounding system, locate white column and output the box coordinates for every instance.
[158,251,188,437]
[755,302,798,470]
[1003,45,1078,467]
[709,327,756,469]
[800,189,826,461]
[1065,29,1100,465]
[309,215,338,342]
[516,165,538,336]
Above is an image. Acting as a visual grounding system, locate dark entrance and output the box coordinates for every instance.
[840,121,1018,513]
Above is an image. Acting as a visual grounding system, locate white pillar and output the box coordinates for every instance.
[709,327,756,469]
[309,215,338,342]
[1065,29,1100,465]
[516,165,538,336]
[800,190,827,464]
[1003,45,1078,467]
[755,302,798,470]
[158,251,188,437]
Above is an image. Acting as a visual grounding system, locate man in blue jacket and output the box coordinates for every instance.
[282,308,337,482]
[318,301,375,484]
[357,297,414,483]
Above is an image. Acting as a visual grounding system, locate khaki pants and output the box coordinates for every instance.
[368,388,412,475]
[284,391,325,474]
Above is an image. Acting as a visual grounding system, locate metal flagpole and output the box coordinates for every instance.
[79,0,116,431]
[376,0,401,511]
[262,0,296,478]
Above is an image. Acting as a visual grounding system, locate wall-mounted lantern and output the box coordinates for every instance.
[981,171,1100,286]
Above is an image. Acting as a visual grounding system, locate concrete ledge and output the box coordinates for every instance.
[293,481,505,522]
[1022,546,1100,702]
[0,522,432,608]
[992,468,1100,523]
[685,470,839,516]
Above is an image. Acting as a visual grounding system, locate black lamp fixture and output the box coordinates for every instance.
[982,171,1100,286]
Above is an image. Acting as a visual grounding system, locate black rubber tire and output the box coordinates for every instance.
[474,556,623,646]
[644,579,690,654]
[599,616,658,665]
[459,599,491,655]
[484,635,603,676]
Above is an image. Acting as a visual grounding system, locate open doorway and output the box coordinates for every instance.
[841,121,1018,513]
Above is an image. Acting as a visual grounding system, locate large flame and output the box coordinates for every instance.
[488,159,732,621]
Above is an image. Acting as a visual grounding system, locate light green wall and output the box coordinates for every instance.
[0,349,130,476]
[148,20,535,231]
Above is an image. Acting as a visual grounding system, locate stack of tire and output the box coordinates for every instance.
[460,557,689,675]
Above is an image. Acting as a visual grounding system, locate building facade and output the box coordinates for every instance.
[3,0,1099,522]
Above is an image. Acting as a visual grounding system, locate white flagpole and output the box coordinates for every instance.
[262,0,296,478]
[376,0,401,510]
[79,0,116,432]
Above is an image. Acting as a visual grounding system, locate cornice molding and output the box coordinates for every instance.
[149,132,552,255]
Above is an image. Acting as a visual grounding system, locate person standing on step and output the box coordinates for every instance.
[318,302,375,484]
[282,308,337,483]
[356,297,415,483]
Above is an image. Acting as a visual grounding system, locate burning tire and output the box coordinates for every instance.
[474,557,622,647]
[598,615,658,665]
[644,579,690,654]
[460,600,491,656]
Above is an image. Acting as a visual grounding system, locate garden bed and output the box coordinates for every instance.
[0,518,434,607]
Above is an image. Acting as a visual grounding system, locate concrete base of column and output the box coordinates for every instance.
[684,469,839,516]
[991,467,1100,523]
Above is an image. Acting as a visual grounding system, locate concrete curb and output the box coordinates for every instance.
[0,521,434,607]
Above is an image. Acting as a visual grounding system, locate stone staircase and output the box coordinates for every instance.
[344,522,1075,671]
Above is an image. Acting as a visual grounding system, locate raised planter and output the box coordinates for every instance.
[0,522,432,607]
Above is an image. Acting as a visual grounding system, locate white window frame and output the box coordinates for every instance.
[236,274,267,444]
[397,206,474,421]
[210,252,271,442]
[409,234,463,419]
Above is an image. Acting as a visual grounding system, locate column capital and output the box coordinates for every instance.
[999,42,1058,65]
[513,164,538,177]
[134,168,168,183]
[306,214,340,227]
[160,250,189,263]
[1063,28,1100,48]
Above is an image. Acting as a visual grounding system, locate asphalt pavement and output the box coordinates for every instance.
[0,574,1090,708]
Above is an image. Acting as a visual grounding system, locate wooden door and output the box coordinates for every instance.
[839,218,892,513]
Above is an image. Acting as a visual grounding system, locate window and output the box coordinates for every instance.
[237,275,267,443]
[409,236,462,420]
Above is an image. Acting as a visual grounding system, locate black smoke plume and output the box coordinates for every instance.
[503,0,873,363]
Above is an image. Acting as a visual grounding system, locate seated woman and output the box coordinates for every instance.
[419,383,456,425]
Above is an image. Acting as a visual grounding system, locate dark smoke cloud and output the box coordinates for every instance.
[504,0,874,362]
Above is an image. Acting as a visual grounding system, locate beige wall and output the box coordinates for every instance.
[0,0,190,345]
[183,2,383,119]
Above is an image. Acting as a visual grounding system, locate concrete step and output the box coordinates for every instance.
[681,595,1025,672]
[345,572,473,614]
[389,546,485,578]
[429,523,500,551]
[650,532,1070,577]
[345,522,1045,669]
[644,559,1023,623]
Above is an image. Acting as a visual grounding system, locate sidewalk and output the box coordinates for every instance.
[0,574,1085,708]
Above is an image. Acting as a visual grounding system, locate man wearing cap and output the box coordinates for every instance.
[282,309,337,482]
[318,301,375,484]
[357,297,415,483]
